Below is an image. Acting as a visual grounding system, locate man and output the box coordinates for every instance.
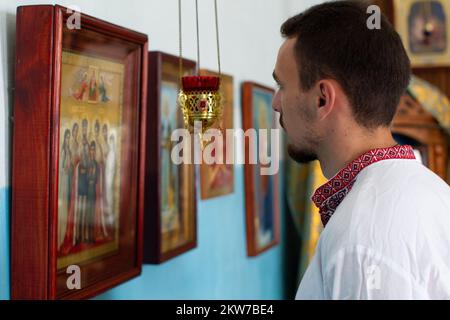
[273,1,450,299]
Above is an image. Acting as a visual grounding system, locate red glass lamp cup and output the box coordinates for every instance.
[181,76,220,92]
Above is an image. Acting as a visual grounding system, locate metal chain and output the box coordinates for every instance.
[195,0,201,75]
[179,0,221,78]
[214,0,221,77]
[178,0,183,82]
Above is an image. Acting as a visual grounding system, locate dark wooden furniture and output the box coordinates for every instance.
[392,94,448,180]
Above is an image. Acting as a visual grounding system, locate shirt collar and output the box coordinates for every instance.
[312,145,416,227]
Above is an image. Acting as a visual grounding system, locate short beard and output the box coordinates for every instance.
[287,143,317,164]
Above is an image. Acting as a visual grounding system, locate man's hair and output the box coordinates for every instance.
[281,0,411,128]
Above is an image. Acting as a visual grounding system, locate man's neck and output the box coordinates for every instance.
[318,127,397,179]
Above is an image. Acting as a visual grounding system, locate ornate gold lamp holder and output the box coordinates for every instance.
[179,76,222,131]
[177,0,223,147]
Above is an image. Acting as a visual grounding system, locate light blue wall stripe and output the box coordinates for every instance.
[0,187,10,300]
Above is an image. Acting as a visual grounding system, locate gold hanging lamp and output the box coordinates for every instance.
[177,0,223,144]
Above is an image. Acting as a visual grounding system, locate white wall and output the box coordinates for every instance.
[0,2,14,189]
[287,0,325,14]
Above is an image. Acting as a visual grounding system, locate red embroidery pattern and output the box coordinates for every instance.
[312,145,416,227]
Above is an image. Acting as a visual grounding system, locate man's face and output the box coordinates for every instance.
[272,38,320,163]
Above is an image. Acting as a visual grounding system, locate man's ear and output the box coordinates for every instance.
[316,80,336,120]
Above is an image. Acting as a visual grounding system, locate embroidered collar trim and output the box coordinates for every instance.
[312,145,416,227]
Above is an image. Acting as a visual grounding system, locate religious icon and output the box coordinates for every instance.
[57,51,123,270]
[394,0,450,67]
[160,83,181,234]
[409,1,446,54]
[254,94,275,249]
[199,70,234,200]
[242,82,280,256]
[70,66,112,104]
[143,52,197,264]
[11,5,147,299]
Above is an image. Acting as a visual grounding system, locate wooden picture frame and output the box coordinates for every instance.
[393,0,450,67]
[199,69,235,200]
[11,5,148,299]
[143,52,197,264]
[241,82,280,257]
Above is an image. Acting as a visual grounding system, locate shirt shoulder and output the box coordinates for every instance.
[326,159,450,237]
[317,159,450,299]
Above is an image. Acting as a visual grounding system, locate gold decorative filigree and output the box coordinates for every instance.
[178,90,222,132]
